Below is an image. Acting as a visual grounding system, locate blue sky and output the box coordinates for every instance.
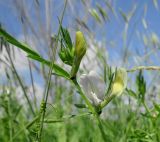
[0,0,160,86]
[1,0,159,37]
[0,0,160,45]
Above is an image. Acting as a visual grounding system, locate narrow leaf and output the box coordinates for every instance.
[28,54,70,79]
[0,27,70,79]
[0,28,40,57]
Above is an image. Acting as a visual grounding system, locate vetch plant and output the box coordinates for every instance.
[0,24,128,141]
[1,1,160,142]
[1,20,160,142]
[79,68,128,112]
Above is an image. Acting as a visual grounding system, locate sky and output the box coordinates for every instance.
[1,1,160,39]
[0,0,160,90]
[0,0,160,46]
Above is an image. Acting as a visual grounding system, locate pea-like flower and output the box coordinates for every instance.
[111,68,127,96]
[79,71,105,105]
[79,68,127,107]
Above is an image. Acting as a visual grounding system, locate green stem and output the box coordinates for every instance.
[28,59,37,110]
[6,47,35,116]
[70,58,80,78]
[72,78,108,142]
[100,94,116,109]
[8,94,13,142]
[96,116,110,142]
[44,112,91,123]
[127,66,160,72]
[37,1,68,141]
[72,79,96,114]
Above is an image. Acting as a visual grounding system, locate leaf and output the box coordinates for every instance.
[153,102,160,112]
[136,71,146,102]
[126,88,137,98]
[59,24,74,66]
[74,103,87,109]
[0,27,70,79]
[28,54,70,79]
[104,67,115,96]
[0,28,40,57]
[60,25,73,49]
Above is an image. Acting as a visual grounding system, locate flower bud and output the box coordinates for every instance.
[75,31,87,59]
[111,68,127,96]
[71,31,87,78]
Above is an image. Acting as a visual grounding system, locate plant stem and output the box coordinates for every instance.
[100,94,116,109]
[72,78,109,142]
[96,116,110,142]
[6,47,35,116]
[8,94,13,142]
[44,112,91,123]
[28,59,37,110]
[72,79,96,114]
[37,0,68,141]
[127,66,160,72]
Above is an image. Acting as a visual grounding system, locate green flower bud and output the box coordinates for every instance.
[111,68,127,96]
[71,31,87,78]
[75,31,87,59]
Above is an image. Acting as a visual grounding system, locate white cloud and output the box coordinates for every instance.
[0,34,39,77]
[80,39,108,72]
[0,46,28,75]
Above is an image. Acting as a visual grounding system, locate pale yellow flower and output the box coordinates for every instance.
[111,68,127,96]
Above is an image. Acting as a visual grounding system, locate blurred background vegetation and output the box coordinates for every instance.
[0,0,160,141]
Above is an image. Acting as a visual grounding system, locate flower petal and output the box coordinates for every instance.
[91,92,102,105]
[111,68,127,96]
[79,71,106,105]
[88,71,105,100]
